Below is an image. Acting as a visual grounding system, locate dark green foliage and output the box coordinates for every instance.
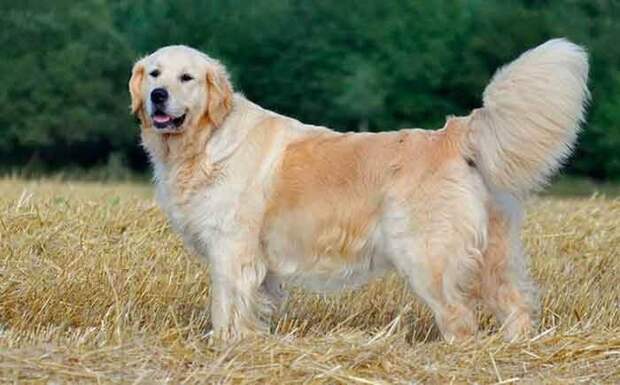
[1,0,619,179]
[0,1,141,170]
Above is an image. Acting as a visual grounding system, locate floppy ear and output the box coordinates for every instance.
[129,59,145,115]
[205,61,233,127]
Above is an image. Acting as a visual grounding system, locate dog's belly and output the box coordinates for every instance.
[282,256,392,293]
[269,250,394,294]
[262,210,394,293]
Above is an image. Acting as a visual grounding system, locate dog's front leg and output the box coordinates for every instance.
[207,238,270,342]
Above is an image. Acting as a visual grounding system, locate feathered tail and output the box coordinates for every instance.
[462,38,590,195]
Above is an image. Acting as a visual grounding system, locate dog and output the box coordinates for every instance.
[129,39,589,342]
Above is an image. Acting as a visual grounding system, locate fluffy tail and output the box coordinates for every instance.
[463,38,590,195]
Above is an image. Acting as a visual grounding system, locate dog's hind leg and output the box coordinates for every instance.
[383,202,484,342]
[480,198,538,341]
[388,237,480,342]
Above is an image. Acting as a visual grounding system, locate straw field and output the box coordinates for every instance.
[0,178,618,384]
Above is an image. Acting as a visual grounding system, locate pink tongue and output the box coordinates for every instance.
[153,115,172,123]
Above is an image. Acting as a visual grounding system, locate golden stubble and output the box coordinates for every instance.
[0,179,618,384]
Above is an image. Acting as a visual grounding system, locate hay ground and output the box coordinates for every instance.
[0,178,618,385]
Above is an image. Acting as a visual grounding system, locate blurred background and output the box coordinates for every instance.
[1,0,619,185]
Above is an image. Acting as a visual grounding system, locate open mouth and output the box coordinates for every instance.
[151,110,186,131]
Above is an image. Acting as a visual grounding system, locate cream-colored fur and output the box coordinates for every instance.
[467,39,590,195]
[129,39,589,342]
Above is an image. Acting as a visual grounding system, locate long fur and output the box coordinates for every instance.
[464,38,590,195]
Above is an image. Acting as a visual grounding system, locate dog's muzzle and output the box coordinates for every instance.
[149,88,186,131]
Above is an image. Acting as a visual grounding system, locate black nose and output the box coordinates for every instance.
[150,88,168,104]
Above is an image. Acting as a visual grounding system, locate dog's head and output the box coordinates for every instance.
[129,46,233,135]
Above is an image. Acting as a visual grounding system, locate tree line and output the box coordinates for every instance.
[1,0,619,179]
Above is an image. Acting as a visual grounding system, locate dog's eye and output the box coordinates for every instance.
[180,74,194,82]
[149,69,160,78]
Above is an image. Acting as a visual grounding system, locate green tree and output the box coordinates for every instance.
[0,1,137,169]
[0,0,618,180]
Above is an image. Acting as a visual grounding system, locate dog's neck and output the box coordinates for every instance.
[204,94,266,165]
[141,121,212,167]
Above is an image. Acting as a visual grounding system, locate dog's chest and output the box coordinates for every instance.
[154,172,244,255]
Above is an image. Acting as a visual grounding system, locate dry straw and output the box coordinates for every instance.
[0,179,618,384]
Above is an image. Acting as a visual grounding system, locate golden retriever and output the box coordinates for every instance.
[129,39,589,342]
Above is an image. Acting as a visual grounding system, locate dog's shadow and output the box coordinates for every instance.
[269,276,448,343]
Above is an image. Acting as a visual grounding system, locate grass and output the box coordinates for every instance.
[0,178,618,384]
